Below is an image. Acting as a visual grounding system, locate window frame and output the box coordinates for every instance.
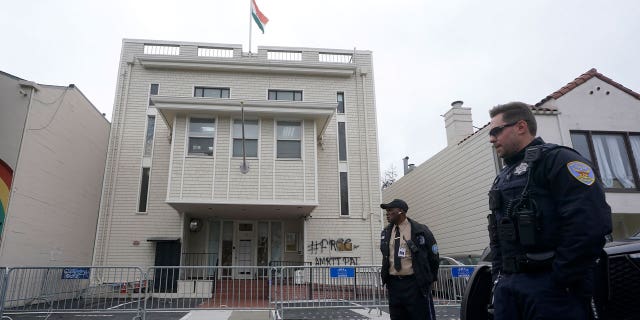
[337,92,345,113]
[338,121,347,161]
[276,120,302,159]
[268,90,303,101]
[143,115,156,157]
[187,116,217,157]
[137,167,151,214]
[194,87,230,98]
[232,119,260,158]
[339,171,349,216]
[570,130,640,192]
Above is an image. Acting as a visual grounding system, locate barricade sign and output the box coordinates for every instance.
[451,266,474,278]
[329,267,355,278]
[61,267,90,279]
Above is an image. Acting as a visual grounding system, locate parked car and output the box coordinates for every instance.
[461,240,640,320]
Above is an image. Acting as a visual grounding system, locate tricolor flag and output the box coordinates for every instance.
[251,0,269,34]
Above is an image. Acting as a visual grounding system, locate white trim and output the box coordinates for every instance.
[302,120,306,201]
[166,107,176,201]
[180,117,187,199]
[226,116,232,200]
[313,121,318,202]
[258,119,262,198]
[272,120,276,201]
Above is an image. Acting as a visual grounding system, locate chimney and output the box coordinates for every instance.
[402,156,415,175]
[403,156,409,175]
[444,100,473,146]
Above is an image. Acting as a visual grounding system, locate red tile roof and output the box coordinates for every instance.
[535,68,640,108]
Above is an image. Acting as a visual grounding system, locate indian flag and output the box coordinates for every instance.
[251,0,269,33]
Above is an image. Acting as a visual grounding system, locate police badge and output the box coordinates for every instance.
[514,162,529,175]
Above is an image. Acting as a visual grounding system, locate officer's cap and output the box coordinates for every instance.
[380,199,408,212]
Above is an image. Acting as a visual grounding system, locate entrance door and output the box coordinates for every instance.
[153,240,181,292]
[236,239,253,279]
[235,222,255,279]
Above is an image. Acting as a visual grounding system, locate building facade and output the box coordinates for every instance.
[0,70,109,266]
[92,39,382,273]
[383,69,640,256]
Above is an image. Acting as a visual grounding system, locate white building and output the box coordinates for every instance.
[92,39,383,273]
[0,70,109,266]
[383,69,640,256]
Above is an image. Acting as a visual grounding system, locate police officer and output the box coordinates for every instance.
[380,199,440,320]
[487,102,612,319]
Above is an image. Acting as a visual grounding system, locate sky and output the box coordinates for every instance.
[1,0,639,180]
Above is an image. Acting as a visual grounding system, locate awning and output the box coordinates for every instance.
[150,97,335,139]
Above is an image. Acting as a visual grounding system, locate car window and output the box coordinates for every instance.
[439,259,451,266]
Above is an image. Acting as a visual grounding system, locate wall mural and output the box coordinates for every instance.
[0,159,13,238]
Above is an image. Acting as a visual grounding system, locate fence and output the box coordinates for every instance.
[0,266,146,319]
[0,264,477,319]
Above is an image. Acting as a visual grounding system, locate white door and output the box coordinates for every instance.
[236,239,253,279]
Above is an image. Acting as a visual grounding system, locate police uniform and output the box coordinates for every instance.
[488,137,612,319]
[380,217,440,320]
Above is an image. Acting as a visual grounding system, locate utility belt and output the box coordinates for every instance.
[502,252,554,274]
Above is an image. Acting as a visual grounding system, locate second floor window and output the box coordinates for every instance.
[337,92,345,113]
[570,131,640,190]
[233,119,259,157]
[268,90,302,101]
[143,115,156,157]
[188,118,215,156]
[194,87,230,98]
[277,121,301,158]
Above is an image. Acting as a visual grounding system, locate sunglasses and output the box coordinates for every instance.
[489,121,519,137]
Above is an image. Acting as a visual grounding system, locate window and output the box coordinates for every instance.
[277,121,301,158]
[570,131,640,190]
[337,92,345,113]
[268,90,302,101]
[138,168,150,213]
[338,122,347,161]
[233,119,259,157]
[150,84,159,95]
[194,87,230,98]
[143,115,156,157]
[340,172,349,215]
[189,118,215,156]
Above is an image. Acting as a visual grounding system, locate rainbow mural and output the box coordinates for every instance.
[0,159,12,237]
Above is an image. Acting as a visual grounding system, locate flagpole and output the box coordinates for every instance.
[248,0,252,54]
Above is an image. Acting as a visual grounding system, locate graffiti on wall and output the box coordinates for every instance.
[308,238,360,254]
[314,256,360,266]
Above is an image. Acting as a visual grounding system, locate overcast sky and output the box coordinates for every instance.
[1,0,639,179]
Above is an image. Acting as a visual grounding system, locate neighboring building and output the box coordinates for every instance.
[92,39,382,273]
[383,69,640,256]
[0,70,110,266]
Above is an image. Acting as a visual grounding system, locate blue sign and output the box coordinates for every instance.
[451,266,475,278]
[62,268,90,280]
[330,267,355,278]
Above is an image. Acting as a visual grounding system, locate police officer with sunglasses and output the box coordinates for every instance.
[487,102,611,319]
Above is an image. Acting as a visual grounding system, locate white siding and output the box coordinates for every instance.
[1,84,109,266]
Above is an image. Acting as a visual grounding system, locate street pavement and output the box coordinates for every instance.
[2,306,461,320]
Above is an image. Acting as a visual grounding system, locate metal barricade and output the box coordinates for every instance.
[0,266,146,319]
[272,265,386,319]
[432,265,477,305]
[145,266,274,311]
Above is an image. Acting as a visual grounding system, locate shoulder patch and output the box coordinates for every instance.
[380,229,386,240]
[431,244,438,254]
[418,235,426,245]
[513,162,529,175]
[567,161,595,186]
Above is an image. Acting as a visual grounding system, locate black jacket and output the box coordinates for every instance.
[488,137,612,291]
[380,218,440,296]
